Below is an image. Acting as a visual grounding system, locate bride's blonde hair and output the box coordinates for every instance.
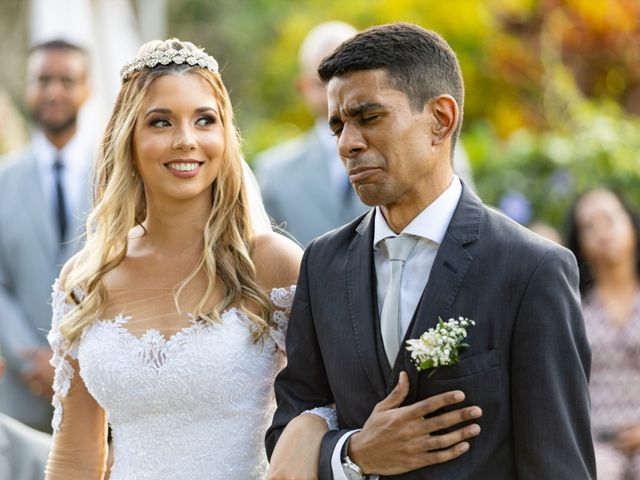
[60,39,272,343]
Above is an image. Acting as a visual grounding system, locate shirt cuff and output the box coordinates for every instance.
[331,430,359,480]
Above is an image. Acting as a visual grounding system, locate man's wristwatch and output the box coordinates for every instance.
[341,437,368,479]
[342,454,367,479]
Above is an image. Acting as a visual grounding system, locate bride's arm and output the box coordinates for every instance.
[251,232,330,478]
[268,412,330,480]
[45,269,108,480]
[45,356,108,480]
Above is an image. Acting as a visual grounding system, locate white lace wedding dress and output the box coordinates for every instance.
[48,281,296,479]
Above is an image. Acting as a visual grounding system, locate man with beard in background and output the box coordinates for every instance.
[0,39,92,432]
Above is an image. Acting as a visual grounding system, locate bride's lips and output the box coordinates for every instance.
[348,166,381,183]
[164,159,204,178]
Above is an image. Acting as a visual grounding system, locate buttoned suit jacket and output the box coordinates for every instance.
[0,147,91,431]
[267,184,596,479]
[0,412,50,480]
[254,128,368,247]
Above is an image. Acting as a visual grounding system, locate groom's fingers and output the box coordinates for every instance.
[417,441,472,468]
[372,371,410,413]
[422,423,482,451]
[420,406,483,435]
[400,389,467,421]
[349,388,481,475]
[402,424,481,471]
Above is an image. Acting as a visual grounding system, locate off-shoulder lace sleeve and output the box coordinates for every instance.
[269,285,296,352]
[48,279,82,432]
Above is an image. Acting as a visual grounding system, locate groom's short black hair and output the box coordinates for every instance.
[318,22,465,152]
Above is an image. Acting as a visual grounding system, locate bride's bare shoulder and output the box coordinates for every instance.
[251,231,303,291]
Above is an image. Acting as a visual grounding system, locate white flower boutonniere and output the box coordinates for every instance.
[405,316,475,377]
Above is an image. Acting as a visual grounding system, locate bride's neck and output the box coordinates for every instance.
[139,195,211,253]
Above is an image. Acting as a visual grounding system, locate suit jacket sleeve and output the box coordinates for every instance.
[254,163,286,228]
[266,241,338,477]
[510,247,596,479]
[0,265,42,367]
[0,164,45,366]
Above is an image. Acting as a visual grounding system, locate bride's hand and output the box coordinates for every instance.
[268,413,329,480]
[613,424,640,454]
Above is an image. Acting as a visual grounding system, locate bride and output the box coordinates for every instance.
[44,38,328,479]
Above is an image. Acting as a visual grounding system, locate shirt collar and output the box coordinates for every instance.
[32,129,89,174]
[373,176,462,250]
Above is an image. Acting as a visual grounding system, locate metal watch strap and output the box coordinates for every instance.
[341,436,367,479]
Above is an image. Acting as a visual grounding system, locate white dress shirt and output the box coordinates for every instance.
[331,176,463,479]
[32,130,92,228]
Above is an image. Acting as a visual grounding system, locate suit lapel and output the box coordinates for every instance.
[64,161,92,257]
[21,154,58,262]
[396,185,483,401]
[346,210,388,399]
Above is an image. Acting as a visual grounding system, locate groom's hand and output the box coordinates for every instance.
[348,371,482,476]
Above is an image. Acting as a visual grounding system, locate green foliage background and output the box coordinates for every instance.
[168,0,640,231]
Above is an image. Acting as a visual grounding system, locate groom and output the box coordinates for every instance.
[266,23,595,479]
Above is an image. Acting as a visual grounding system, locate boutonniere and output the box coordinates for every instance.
[405,316,475,377]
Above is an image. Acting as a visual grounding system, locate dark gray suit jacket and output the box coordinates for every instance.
[267,185,595,479]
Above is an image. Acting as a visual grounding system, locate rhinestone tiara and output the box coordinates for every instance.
[120,47,219,81]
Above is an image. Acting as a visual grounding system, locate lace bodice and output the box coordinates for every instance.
[48,281,296,480]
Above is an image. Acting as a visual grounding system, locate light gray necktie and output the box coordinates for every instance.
[380,235,417,367]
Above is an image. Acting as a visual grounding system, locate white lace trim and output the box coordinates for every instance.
[49,280,81,432]
[48,281,296,433]
[88,312,228,370]
[270,286,295,311]
[269,285,295,352]
[303,404,338,430]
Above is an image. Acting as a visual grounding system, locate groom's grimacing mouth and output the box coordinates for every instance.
[348,165,383,183]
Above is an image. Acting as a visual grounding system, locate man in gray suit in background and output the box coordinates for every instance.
[254,21,368,246]
[0,346,50,480]
[0,40,92,432]
[255,22,477,247]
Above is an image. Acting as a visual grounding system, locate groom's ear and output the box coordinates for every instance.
[428,95,458,147]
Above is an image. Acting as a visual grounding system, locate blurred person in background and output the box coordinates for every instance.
[528,220,563,245]
[0,88,29,157]
[255,21,477,247]
[567,187,640,480]
[254,21,368,246]
[0,345,51,480]
[0,39,92,432]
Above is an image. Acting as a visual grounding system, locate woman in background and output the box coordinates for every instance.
[568,187,640,480]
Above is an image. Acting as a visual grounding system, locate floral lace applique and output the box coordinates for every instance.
[49,283,297,433]
[303,404,338,430]
[48,281,338,477]
[48,280,82,432]
[269,285,295,352]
